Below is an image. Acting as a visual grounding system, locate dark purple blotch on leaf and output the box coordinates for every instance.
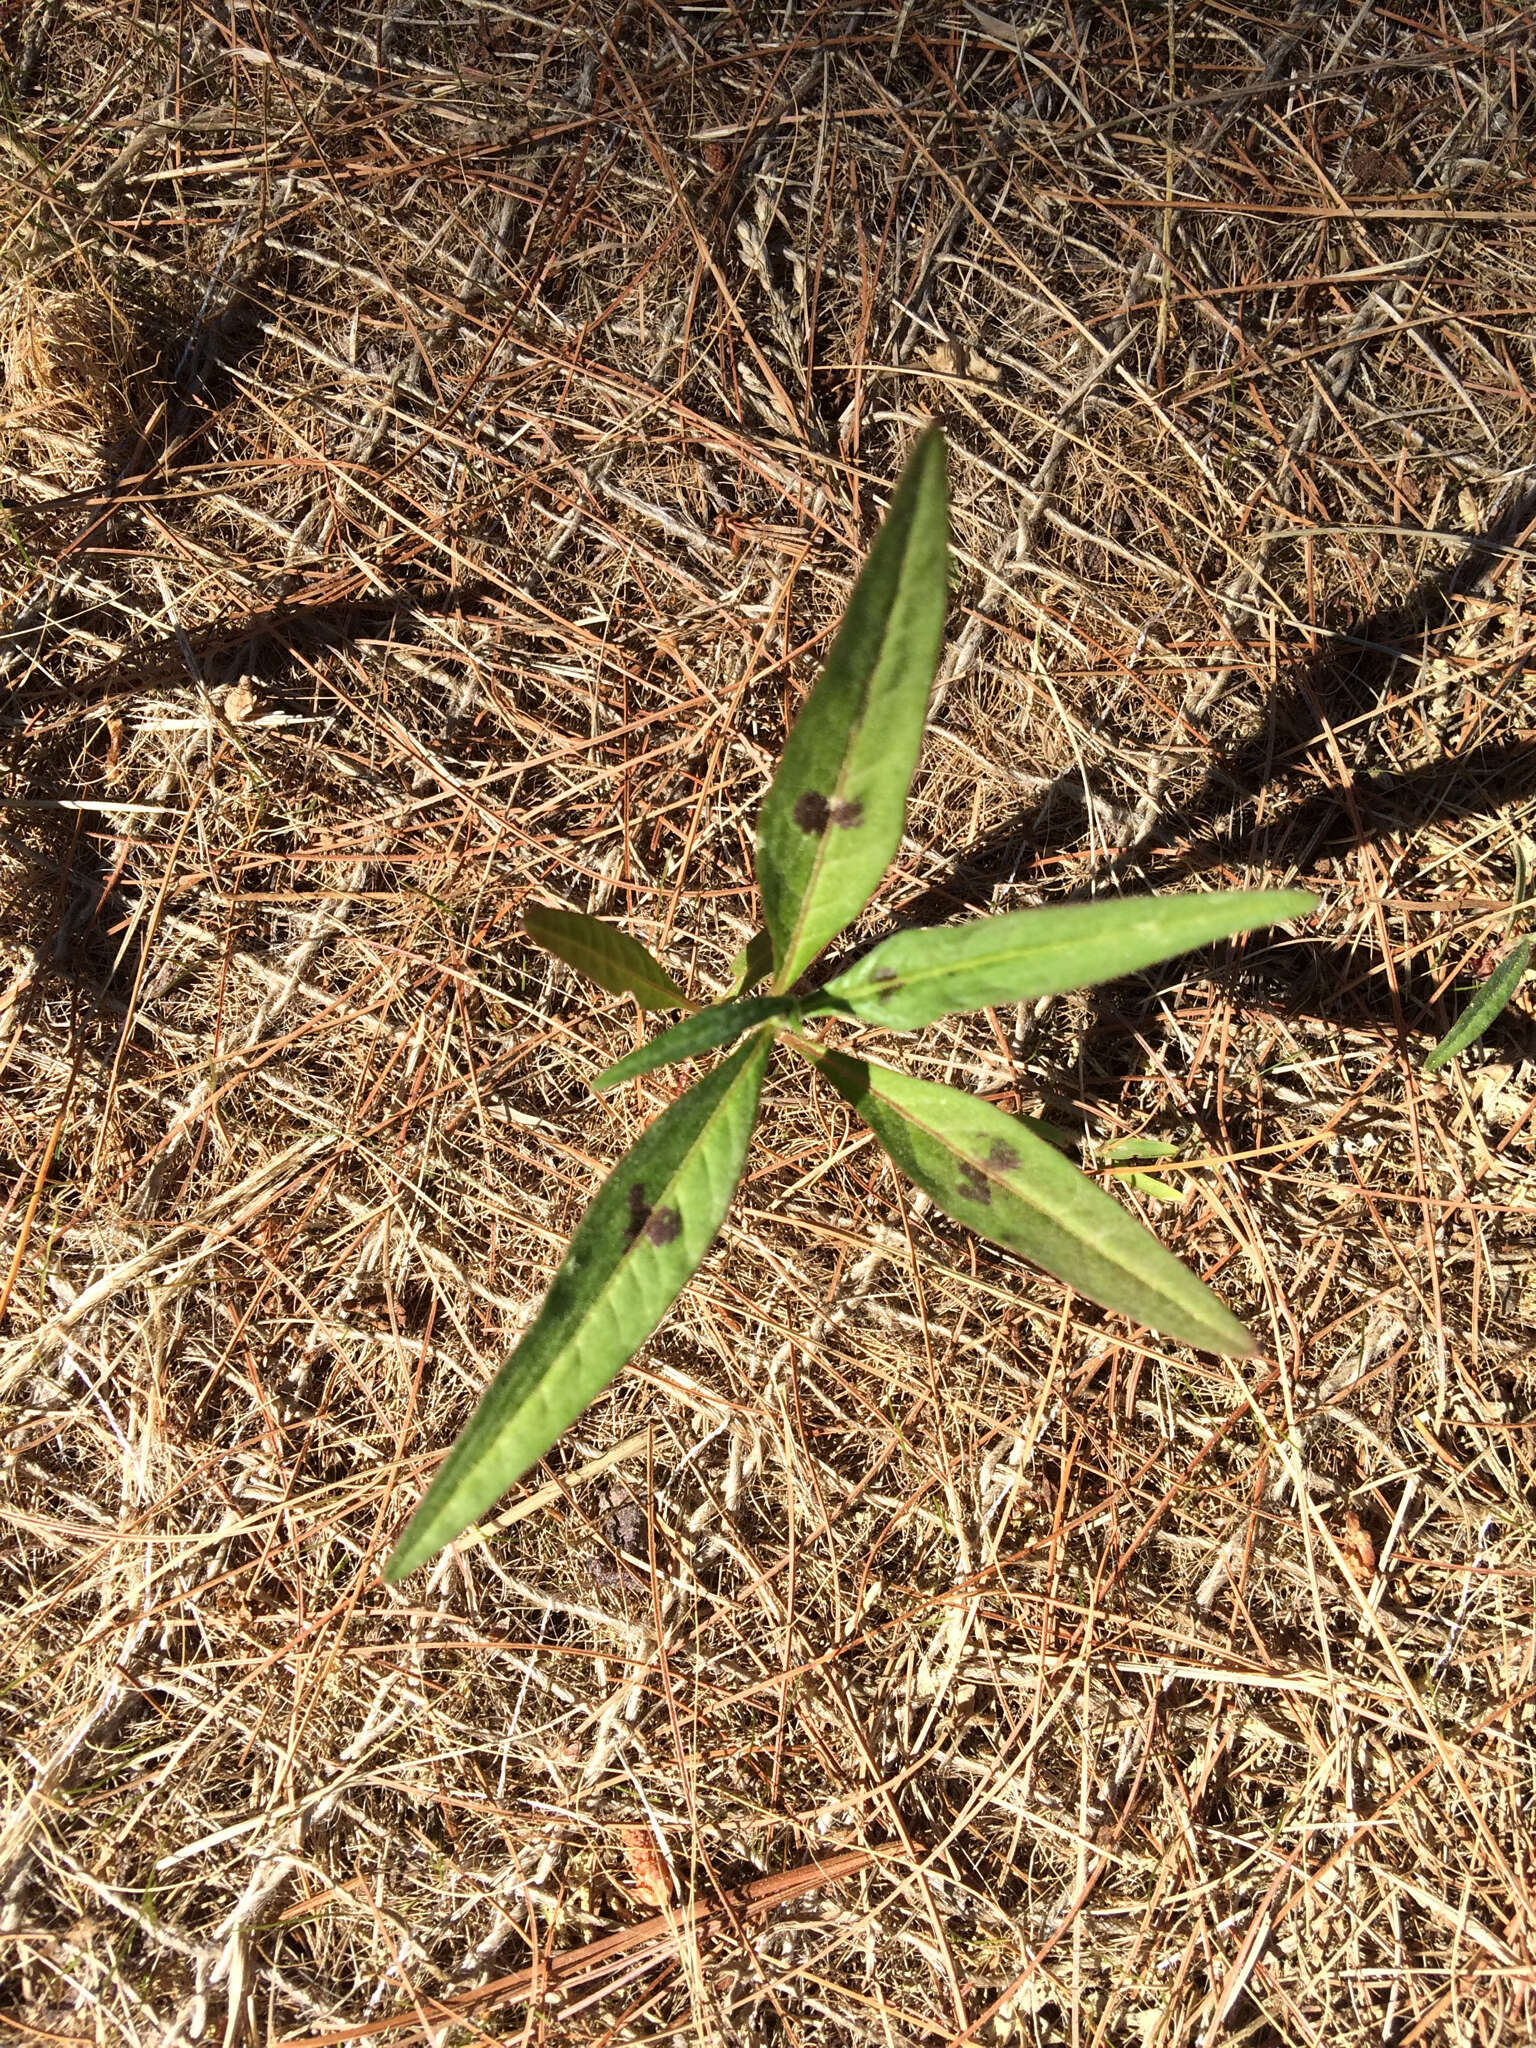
[829,799,863,829]
[626,1183,681,1246]
[644,1205,682,1246]
[987,1140,1019,1172]
[793,791,831,834]
[956,1162,991,1206]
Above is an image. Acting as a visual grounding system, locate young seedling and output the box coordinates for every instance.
[1423,852,1532,1074]
[385,428,1316,1580]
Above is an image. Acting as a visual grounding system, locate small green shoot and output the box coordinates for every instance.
[1424,936,1533,1075]
[385,429,1317,1580]
[1103,1135,1187,1202]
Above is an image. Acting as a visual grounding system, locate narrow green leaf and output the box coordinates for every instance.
[1104,1137,1180,1162]
[755,427,949,992]
[1103,1137,1184,1203]
[385,1035,770,1579]
[810,1049,1256,1356]
[593,995,796,1090]
[820,890,1318,1029]
[1123,1171,1183,1202]
[727,928,775,997]
[1423,936,1532,1074]
[524,902,693,1012]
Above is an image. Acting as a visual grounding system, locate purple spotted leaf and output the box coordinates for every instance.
[755,427,949,991]
[810,1049,1256,1356]
[386,1034,771,1579]
[821,891,1317,1030]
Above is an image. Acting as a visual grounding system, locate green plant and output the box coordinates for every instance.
[1423,851,1531,1074]
[385,428,1315,1581]
[1423,935,1531,1074]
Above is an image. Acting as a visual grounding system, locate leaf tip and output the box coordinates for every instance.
[1203,1308,1262,1358]
[381,1533,429,1584]
[910,418,948,465]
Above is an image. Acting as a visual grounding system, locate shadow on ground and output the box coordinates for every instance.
[851,485,1536,1068]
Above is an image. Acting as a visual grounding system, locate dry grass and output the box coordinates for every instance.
[0,282,138,488]
[2,4,1535,2043]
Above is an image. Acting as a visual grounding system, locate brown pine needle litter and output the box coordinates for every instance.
[1,4,1534,2044]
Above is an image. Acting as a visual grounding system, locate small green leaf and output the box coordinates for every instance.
[593,995,797,1090]
[524,902,693,1012]
[1103,1137,1183,1203]
[1102,1137,1179,1162]
[1124,1172,1183,1202]
[810,1049,1255,1355]
[385,1035,770,1579]
[1424,936,1532,1074]
[821,890,1318,1029]
[755,427,949,992]
[727,928,775,997]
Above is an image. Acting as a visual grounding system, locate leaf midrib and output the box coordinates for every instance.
[857,930,1116,997]
[468,1036,764,1465]
[854,904,1289,1001]
[886,1089,1199,1324]
[772,545,913,994]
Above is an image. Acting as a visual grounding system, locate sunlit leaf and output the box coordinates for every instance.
[593,995,796,1090]
[727,928,775,997]
[755,427,949,992]
[524,902,693,1012]
[1424,936,1532,1074]
[820,890,1317,1030]
[1103,1137,1181,1162]
[385,1035,771,1578]
[1103,1136,1184,1203]
[811,1049,1255,1355]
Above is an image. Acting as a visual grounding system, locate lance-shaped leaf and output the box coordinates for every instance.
[810,1049,1256,1356]
[385,1034,770,1579]
[593,994,797,1091]
[524,902,693,1012]
[819,889,1318,1030]
[1424,936,1532,1074]
[755,427,949,992]
[727,928,775,998]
